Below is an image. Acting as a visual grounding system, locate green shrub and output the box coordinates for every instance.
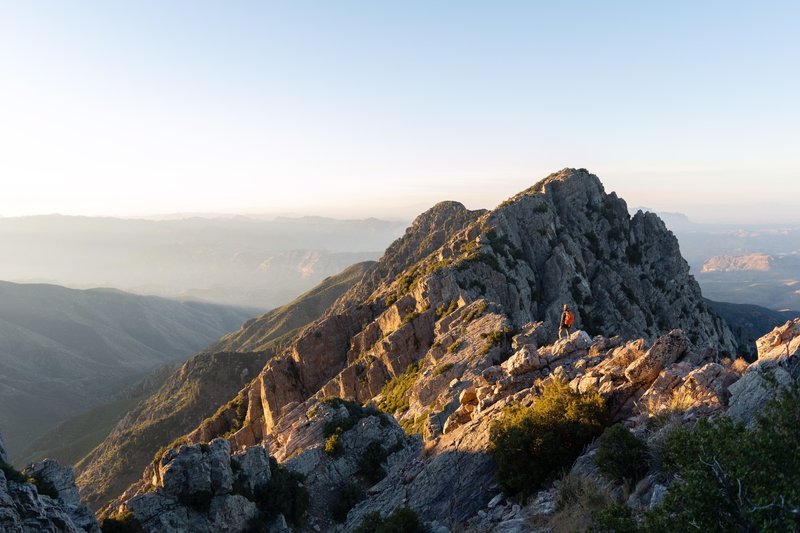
[354,511,385,533]
[433,363,454,376]
[401,310,419,325]
[553,473,613,532]
[480,327,513,355]
[354,506,426,533]
[489,380,607,496]
[594,424,649,485]
[644,382,800,532]
[462,300,488,323]
[322,398,388,437]
[358,441,389,484]
[0,460,26,484]
[435,300,458,319]
[248,458,309,524]
[29,474,60,500]
[178,489,213,512]
[400,413,427,436]
[592,503,637,533]
[325,428,344,457]
[446,341,462,354]
[377,363,420,414]
[100,510,144,533]
[331,481,365,523]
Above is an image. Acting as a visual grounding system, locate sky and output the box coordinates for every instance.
[1,1,799,223]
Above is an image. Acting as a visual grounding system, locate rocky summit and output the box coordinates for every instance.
[91,169,795,531]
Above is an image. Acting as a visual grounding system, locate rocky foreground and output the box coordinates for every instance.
[1,435,98,532]
[99,317,799,532]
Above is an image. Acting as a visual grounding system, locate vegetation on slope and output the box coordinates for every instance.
[489,380,607,496]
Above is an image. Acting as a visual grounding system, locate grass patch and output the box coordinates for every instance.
[377,363,420,414]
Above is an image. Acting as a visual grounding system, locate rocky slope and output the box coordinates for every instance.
[76,261,370,510]
[0,281,253,461]
[104,169,750,530]
[1,433,98,532]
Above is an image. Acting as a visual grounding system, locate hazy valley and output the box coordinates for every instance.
[0,215,406,309]
[0,281,253,462]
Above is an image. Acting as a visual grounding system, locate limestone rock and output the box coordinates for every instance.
[106,169,744,530]
[232,445,271,493]
[755,318,800,367]
[502,346,545,376]
[512,321,555,350]
[159,439,232,500]
[0,454,98,533]
[727,366,794,422]
[625,330,690,385]
[727,318,800,422]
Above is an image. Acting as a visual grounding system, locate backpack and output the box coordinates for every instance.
[564,311,574,327]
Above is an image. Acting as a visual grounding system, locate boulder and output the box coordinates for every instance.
[0,456,98,533]
[501,346,545,376]
[625,330,690,385]
[511,321,555,350]
[232,445,271,493]
[160,439,232,500]
[755,318,800,364]
[459,386,478,406]
[727,366,793,423]
[550,330,593,359]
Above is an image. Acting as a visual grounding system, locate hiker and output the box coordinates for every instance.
[559,304,574,339]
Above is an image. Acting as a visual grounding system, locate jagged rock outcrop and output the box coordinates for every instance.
[109,439,269,533]
[107,169,743,530]
[727,318,800,422]
[1,434,98,532]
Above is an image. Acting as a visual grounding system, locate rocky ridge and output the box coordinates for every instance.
[105,169,754,530]
[1,435,98,532]
[77,260,372,509]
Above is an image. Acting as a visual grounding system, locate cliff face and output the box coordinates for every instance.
[105,169,750,531]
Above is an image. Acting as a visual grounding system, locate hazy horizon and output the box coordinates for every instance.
[2,3,799,225]
[1,192,798,226]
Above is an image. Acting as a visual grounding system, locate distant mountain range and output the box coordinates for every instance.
[0,281,253,461]
[0,215,407,308]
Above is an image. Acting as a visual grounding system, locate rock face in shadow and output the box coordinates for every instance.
[1,435,98,532]
[105,169,746,530]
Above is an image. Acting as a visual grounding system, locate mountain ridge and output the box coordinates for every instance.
[98,169,764,532]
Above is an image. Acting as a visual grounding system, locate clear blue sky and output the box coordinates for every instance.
[1,1,798,223]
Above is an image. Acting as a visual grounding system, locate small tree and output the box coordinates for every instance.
[489,380,607,496]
